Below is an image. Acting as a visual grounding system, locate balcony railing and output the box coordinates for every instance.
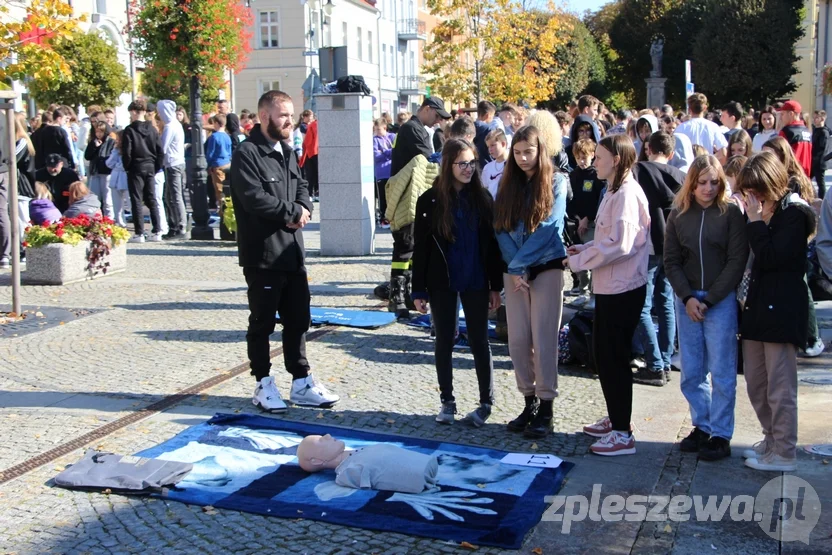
[397,19,426,41]
[399,75,427,95]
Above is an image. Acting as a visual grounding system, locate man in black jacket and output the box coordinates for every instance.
[632,131,685,387]
[230,89,339,413]
[122,99,163,243]
[387,97,450,317]
[34,154,80,213]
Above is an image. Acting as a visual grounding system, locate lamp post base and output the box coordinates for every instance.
[189,225,215,240]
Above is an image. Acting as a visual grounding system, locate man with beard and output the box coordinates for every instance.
[230,89,339,413]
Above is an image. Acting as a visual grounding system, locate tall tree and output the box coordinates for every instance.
[128,0,252,96]
[0,0,82,88]
[545,14,606,109]
[693,0,802,107]
[423,0,492,105]
[28,31,131,109]
[607,0,690,107]
[483,1,568,105]
[584,0,634,109]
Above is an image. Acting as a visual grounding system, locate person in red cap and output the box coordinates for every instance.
[778,100,812,177]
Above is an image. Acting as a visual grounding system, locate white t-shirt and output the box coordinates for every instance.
[675,117,728,155]
[482,159,507,199]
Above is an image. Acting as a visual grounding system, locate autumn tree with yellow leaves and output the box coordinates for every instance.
[0,0,84,88]
[482,0,567,105]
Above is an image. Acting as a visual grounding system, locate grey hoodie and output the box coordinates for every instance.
[158,100,185,168]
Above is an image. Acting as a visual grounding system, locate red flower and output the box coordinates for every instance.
[22,241,29,248]
[55,229,65,238]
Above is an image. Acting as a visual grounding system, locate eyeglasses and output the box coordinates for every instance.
[454,161,477,170]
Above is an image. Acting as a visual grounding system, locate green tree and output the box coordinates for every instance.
[584,0,635,109]
[545,14,606,109]
[692,0,802,107]
[28,30,131,109]
[607,0,692,107]
[138,64,218,111]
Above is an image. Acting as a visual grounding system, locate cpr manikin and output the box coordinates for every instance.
[296,434,439,494]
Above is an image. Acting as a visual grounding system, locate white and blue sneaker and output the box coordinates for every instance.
[252,376,288,413]
[290,374,339,408]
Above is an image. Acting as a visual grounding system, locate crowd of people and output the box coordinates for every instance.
[372,91,831,472]
[1,88,828,476]
[0,98,320,265]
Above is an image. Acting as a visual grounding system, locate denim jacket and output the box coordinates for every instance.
[496,172,568,275]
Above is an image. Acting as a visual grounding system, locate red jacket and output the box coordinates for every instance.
[780,123,813,177]
[300,120,318,167]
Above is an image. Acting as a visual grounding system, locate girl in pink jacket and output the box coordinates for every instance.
[567,134,651,457]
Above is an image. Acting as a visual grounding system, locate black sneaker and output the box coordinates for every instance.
[698,437,731,461]
[680,427,710,453]
[507,398,539,432]
[664,367,672,383]
[633,367,667,387]
[164,231,187,240]
[524,411,553,439]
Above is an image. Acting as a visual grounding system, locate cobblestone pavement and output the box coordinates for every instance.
[0,210,830,554]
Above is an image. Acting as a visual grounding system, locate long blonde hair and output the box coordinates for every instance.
[762,136,814,201]
[673,155,729,214]
[14,118,34,156]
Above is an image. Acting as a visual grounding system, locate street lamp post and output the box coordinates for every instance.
[188,74,213,240]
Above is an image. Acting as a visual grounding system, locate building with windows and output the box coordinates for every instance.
[236,0,427,117]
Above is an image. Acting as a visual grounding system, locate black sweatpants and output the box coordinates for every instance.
[376,178,388,221]
[305,155,319,198]
[593,285,647,432]
[813,163,827,199]
[431,288,494,405]
[244,267,311,382]
[127,169,161,236]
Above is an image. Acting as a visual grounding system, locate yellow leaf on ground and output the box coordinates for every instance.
[316,413,324,419]
[386,419,396,424]
[532,548,543,555]
[476,483,486,489]
[530,443,538,450]
[460,541,479,550]
[663,524,672,533]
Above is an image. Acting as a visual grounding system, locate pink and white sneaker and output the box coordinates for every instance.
[590,431,636,456]
[582,416,635,438]
[583,416,612,437]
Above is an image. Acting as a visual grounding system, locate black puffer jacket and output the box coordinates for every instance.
[122,120,163,173]
[741,195,817,348]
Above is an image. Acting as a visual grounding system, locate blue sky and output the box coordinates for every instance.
[564,0,610,15]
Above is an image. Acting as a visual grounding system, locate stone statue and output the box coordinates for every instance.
[650,37,664,78]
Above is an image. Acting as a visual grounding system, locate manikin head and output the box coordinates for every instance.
[296,434,347,472]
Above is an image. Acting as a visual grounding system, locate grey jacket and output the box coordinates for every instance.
[63,193,102,219]
[664,201,748,307]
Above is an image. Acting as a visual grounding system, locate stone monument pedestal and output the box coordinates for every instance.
[645,77,667,109]
[316,93,375,256]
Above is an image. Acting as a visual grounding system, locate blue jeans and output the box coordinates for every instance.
[634,255,676,371]
[676,291,738,440]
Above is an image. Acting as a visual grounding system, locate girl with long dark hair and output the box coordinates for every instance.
[494,126,568,439]
[567,134,651,456]
[411,139,504,427]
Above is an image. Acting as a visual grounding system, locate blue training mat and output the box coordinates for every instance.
[277,308,397,329]
[406,311,499,339]
[137,413,574,549]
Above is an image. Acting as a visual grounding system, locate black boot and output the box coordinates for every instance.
[388,276,409,318]
[507,396,539,432]
[404,271,416,311]
[524,399,553,438]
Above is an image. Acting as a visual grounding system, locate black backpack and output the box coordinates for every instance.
[567,310,595,372]
[336,75,372,95]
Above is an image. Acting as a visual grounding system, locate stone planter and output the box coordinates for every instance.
[23,241,127,285]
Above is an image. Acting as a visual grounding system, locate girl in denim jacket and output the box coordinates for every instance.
[494,125,568,440]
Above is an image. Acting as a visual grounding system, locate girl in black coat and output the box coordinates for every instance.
[736,151,817,472]
[411,138,504,428]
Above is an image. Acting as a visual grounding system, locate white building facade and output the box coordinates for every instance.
[236,0,427,118]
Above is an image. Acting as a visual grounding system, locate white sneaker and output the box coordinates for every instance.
[128,234,145,243]
[146,232,163,243]
[745,452,796,472]
[252,376,287,413]
[804,338,825,357]
[290,374,340,407]
[590,430,636,456]
[742,438,772,459]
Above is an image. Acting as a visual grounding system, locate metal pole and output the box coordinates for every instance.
[2,97,21,314]
[188,75,213,240]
